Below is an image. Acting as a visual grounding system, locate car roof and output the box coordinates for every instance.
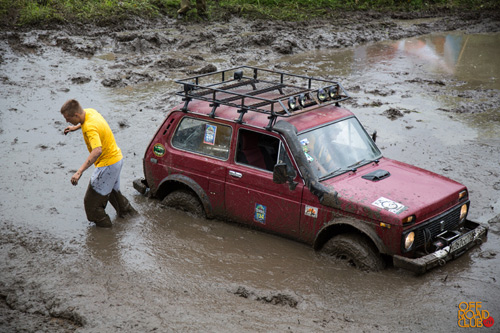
[175,99,354,133]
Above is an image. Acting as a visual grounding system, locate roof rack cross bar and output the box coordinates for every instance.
[190,78,257,98]
[218,83,285,104]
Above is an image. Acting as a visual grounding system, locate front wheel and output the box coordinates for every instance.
[161,190,205,218]
[322,233,385,271]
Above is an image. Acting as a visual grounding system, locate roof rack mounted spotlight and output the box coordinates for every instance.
[288,96,297,111]
[298,93,307,108]
[234,70,243,81]
[317,88,327,102]
[328,85,337,99]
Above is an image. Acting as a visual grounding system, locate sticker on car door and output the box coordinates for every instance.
[254,203,267,224]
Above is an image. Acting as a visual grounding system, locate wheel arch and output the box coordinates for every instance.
[156,174,214,218]
[313,217,388,255]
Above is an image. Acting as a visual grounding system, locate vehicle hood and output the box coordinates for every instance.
[321,158,466,225]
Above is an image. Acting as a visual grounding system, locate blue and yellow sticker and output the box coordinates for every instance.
[153,143,165,157]
[254,203,267,224]
[203,124,217,145]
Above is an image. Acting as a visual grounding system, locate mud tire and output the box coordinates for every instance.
[161,190,205,218]
[323,233,385,272]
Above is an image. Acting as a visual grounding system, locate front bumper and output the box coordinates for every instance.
[393,219,488,274]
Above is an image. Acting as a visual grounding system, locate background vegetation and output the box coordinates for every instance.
[1,0,498,27]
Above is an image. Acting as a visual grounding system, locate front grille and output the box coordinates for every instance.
[405,202,467,251]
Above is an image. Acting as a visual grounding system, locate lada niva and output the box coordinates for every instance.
[133,66,488,273]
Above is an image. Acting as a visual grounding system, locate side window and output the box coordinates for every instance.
[172,117,232,159]
[236,129,279,171]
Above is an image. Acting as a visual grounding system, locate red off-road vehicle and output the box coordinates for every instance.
[133,66,487,273]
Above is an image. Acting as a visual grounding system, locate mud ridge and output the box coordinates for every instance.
[234,286,300,308]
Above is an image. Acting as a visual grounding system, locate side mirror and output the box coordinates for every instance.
[372,130,377,143]
[273,163,298,190]
[273,163,288,184]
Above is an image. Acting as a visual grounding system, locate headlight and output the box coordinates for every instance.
[460,204,468,221]
[404,232,415,250]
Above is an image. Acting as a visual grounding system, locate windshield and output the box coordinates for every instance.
[297,117,382,180]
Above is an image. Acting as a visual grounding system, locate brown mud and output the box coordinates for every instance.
[1,11,500,332]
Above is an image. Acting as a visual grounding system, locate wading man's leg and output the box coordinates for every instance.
[85,160,136,227]
[109,190,136,218]
[84,184,112,228]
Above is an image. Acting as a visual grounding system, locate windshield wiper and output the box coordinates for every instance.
[347,158,379,172]
[347,159,368,171]
[320,167,346,180]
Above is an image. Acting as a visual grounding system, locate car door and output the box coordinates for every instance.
[224,127,303,238]
[168,115,233,216]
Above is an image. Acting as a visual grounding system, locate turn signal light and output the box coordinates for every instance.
[402,215,415,225]
[459,190,467,200]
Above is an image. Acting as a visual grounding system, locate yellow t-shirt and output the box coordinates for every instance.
[81,108,122,167]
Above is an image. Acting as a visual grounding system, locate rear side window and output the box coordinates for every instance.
[172,117,232,160]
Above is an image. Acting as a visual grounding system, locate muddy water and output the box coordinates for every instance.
[1,21,500,332]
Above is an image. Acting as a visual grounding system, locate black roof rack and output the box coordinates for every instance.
[175,66,349,130]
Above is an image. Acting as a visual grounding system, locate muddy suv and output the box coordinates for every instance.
[133,66,487,273]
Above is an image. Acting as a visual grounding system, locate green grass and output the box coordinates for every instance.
[1,0,498,27]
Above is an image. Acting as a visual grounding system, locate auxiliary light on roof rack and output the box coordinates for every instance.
[175,65,349,130]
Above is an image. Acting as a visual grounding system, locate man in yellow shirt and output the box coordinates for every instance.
[61,99,136,227]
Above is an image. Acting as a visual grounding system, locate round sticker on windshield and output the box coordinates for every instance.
[153,143,166,157]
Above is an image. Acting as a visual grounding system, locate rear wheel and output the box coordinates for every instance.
[322,233,385,271]
[161,190,205,218]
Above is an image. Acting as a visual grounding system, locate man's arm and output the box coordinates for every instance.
[64,123,82,135]
[71,147,102,186]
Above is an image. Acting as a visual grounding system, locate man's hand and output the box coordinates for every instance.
[69,147,102,186]
[64,124,81,135]
[71,171,82,186]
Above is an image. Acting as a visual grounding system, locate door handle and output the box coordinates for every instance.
[229,170,242,178]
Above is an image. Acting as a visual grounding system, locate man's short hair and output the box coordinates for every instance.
[60,99,83,117]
